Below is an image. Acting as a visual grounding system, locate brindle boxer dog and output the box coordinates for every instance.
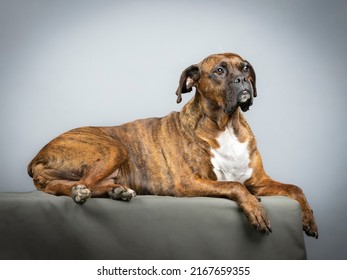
[28,53,318,238]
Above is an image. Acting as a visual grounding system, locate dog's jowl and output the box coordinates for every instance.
[28,53,318,238]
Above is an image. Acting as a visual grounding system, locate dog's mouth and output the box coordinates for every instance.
[239,90,253,112]
[239,90,251,103]
[224,90,253,114]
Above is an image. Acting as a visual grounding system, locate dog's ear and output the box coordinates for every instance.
[245,60,257,98]
[176,64,200,103]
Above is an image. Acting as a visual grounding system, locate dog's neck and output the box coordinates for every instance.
[179,93,247,148]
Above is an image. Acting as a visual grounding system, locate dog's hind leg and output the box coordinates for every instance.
[74,152,136,201]
[30,166,91,203]
[32,167,136,204]
[29,131,136,203]
[35,172,135,204]
[45,180,91,204]
[87,177,136,201]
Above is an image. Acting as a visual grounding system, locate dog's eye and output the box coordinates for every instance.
[214,67,224,75]
[243,65,250,72]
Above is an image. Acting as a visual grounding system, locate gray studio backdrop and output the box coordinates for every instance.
[1,0,346,259]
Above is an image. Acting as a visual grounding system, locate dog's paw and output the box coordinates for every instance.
[303,209,319,239]
[71,185,91,204]
[108,186,136,201]
[240,196,272,234]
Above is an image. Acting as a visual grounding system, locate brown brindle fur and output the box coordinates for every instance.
[28,53,318,238]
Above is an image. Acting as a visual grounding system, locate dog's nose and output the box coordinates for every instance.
[233,75,247,84]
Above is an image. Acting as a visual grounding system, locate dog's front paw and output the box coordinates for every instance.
[108,186,136,201]
[71,185,91,204]
[303,209,319,239]
[240,196,272,234]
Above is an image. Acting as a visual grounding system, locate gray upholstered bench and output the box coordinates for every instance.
[0,191,306,259]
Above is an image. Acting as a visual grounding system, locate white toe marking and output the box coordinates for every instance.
[127,189,136,196]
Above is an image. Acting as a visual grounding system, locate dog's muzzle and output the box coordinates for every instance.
[223,74,254,114]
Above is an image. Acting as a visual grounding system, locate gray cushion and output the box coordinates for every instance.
[0,191,306,259]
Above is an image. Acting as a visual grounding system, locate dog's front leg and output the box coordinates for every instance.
[177,177,272,234]
[246,177,318,238]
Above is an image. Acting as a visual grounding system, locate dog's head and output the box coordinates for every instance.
[176,53,257,114]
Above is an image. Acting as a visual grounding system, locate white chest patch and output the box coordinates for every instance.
[211,126,253,183]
